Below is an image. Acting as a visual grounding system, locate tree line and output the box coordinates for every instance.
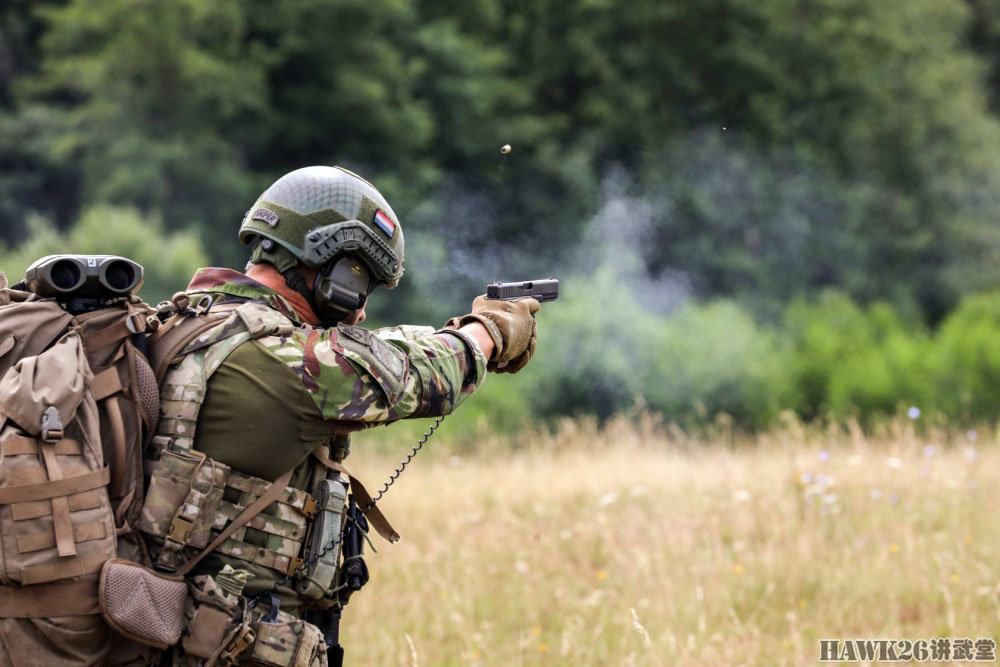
[5,0,1000,425]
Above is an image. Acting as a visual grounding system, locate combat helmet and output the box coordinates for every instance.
[239,166,404,322]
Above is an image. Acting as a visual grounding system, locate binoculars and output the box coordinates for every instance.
[24,255,144,298]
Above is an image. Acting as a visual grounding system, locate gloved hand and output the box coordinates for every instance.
[446,296,540,373]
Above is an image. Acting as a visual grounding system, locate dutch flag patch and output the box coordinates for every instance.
[374,209,395,237]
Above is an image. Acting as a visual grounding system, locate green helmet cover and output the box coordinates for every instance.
[239,166,404,288]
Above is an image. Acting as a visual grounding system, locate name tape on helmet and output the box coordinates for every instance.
[374,209,395,238]
[252,208,280,228]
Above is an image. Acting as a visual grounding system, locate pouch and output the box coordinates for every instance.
[296,478,347,601]
[181,571,242,659]
[138,448,230,569]
[98,558,187,649]
[248,617,327,667]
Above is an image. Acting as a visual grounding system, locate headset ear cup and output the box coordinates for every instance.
[314,256,373,322]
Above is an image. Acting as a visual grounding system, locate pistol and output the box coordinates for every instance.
[486,279,559,302]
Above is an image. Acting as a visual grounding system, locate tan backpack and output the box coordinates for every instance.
[0,270,158,664]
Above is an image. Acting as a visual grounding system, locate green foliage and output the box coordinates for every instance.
[644,301,788,429]
[503,268,786,427]
[6,0,1000,425]
[517,267,660,421]
[467,287,1000,428]
[782,292,935,421]
[0,205,208,305]
[930,291,1000,421]
[5,0,1000,320]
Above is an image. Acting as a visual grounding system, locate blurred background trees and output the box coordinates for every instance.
[5,0,1000,427]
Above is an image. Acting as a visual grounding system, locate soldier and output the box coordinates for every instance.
[137,166,539,666]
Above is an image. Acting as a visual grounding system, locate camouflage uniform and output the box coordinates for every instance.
[143,266,486,664]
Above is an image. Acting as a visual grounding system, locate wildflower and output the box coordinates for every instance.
[596,570,608,581]
[733,489,751,503]
[967,430,978,442]
[965,447,978,462]
[886,457,903,469]
[816,474,828,486]
[630,608,653,647]
[559,529,573,540]
[799,599,807,609]
[847,454,863,466]
[537,644,548,653]
[597,492,618,507]
[923,444,936,457]
[531,626,541,636]
[965,535,973,545]
[819,450,830,462]
[801,472,814,485]
[732,564,745,575]
[889,543,900,554]
[907,406,921,419]
[951,574,960,584]
[822,493,837,505]
[870,489,882,500]
[514,560,529,574]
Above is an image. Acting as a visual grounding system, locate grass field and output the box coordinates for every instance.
[339,415,999,666]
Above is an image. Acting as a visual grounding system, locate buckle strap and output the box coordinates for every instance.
[217,624,256,666]
[1,436,80,456]
[40,406,63,443]
[0,466,110,505]
[0,581,100,618]
[312,447,399,543]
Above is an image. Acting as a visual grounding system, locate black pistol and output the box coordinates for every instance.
[486,279,559,302]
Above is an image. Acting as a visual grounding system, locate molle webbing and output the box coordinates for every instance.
[146,300,311,577]
[0,446,111,583]
[207,470,315,576]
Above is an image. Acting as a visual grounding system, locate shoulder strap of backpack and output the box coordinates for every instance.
[149,303,240,385]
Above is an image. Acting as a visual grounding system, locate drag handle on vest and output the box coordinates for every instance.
[486,278,559,302]
[23,255,144,299]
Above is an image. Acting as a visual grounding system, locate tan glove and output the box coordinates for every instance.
[446,296,540,374]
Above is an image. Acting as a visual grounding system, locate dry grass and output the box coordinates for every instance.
[339,415,1000,665]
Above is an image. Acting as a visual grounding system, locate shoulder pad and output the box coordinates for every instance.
[236,302,295,338]
[336,325,408,401]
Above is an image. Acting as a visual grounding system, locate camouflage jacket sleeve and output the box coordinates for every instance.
[256,324,487,424]
[371,324,437,343]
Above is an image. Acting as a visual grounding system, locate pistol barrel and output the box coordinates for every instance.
[486,279,559,302]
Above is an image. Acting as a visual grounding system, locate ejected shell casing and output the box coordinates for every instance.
[500,144,512,154]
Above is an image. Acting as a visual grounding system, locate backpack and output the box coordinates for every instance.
[0,268,158,664]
